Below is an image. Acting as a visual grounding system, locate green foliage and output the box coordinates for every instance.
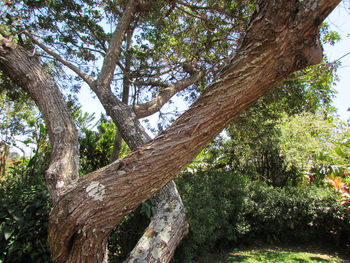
[174,170,250,258]
[279,113,350,183]
[201,110,350,187]
[79,116,130,175]
[243,182,349,245]
[173,170,350,262]
[321,22,341,46]
[1,2,347,263]
[0,78,40,152]
[1,0,259,118]
[0,159,51,263]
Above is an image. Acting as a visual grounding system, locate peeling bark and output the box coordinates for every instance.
[91,82,189,262]
[125,181,188,263]
[46,1,339,261]
[109,33,189,261]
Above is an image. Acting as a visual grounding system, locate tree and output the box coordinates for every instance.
[199,53,339,186]
[279,113,350,181]
[0,0,342,262]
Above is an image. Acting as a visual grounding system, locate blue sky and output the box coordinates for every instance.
[325,4,350,122]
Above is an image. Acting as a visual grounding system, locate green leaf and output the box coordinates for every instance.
[3,226,15,240]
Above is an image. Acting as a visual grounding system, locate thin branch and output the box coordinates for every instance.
[76,9,108,52]
[175,4,207,22]
[133,70,206,118]
[175,0,239,20]
[333,51,350,62]
[133,80,168,88]
[22,30,95,86]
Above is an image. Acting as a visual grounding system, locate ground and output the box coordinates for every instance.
[195,244,350,263]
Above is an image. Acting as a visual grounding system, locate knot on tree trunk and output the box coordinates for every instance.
[294,32,323,70]
[303,36,323,66]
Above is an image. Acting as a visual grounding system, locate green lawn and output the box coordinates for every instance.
[196,247,350,263]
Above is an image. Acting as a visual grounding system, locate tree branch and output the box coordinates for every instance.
[97,0,139,88]
[133,70,206,118]
[175,0,240,20]
[22,30,95,86]
[125,181,188,262]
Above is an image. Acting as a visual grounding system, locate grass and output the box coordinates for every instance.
[196,246,350,263]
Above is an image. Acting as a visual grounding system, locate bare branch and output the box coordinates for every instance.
[133,80,168,88]
[22,30,95,86]
[133,70,206,118]
[175,0,240,20]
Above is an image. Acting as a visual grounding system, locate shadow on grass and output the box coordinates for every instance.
[200,248,348,263]
[309,257,334,262]
[227,255,249,262]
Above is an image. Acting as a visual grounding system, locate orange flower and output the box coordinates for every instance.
[325,177,344,192]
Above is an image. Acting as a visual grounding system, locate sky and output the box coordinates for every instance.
[324,3,350,122]
[78,3,350,124]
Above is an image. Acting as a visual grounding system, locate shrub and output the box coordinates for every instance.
[244,182,349,245]
[173,170,250,261]
[0,164,348,262]
[173,170,350,262]
[0,163,51,263]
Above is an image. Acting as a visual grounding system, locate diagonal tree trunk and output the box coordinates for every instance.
[0,0,341,262]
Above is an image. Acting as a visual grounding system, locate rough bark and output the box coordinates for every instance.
[45,1,340,261]
[0,38,188,261]
[97,0,139,88]
[103,89,188,263]
[0,36,79,204]
[0,0,341,262]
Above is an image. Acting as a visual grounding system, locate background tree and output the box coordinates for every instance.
[0,0,343,262]
[198,24,342,187]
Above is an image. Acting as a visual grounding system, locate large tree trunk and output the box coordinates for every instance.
[0,0,340,262]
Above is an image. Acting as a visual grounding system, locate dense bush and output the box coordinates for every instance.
[0,162,51,263]
[1,163,348,263]
[244,181,349,245]
[173,170,350,262]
